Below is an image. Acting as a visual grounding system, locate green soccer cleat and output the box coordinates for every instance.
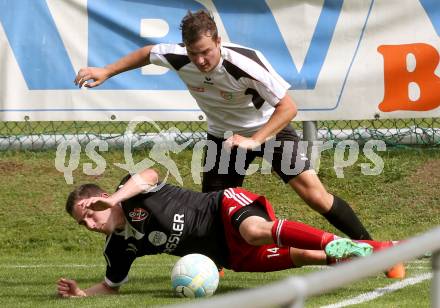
[325,238,373,259]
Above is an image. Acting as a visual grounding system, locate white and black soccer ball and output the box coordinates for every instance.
[171,253,219,298]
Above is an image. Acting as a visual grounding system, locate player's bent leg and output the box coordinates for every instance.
[238,246,330,272]
[289,170,372,240]
[231,244,296,272]
[238,216,274,246]
[288,170,333,213]
[289,248,327,267]
[271,219,336,250]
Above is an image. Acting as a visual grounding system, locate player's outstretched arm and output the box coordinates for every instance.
[108,168,159,205]
[74,45,154,88]
[77,169,159,211]
[77,196,115,211]
[57,278,118,298]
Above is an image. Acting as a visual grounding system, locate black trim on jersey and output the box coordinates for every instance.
[223,46,269,71]
[104,234,138,285]
[223,60,256,81]
[163,54,191,71]
[117,174,131,190]
[231,201,270,231]
[245,88,265,109]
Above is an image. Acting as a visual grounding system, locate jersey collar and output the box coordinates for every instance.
[115,221,145,240]
[205,46,225,76]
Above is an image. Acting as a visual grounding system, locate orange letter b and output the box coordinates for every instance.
[378,43,440,112]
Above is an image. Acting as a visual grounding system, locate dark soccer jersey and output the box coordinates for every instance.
[103,177,228,287]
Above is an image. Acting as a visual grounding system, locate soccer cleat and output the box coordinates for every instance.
[325,238,373,259]
[218,267,225,278]
[385,262,405,279]
[424,251,433,258]
[381,241,406,279]
[326,256,351,266]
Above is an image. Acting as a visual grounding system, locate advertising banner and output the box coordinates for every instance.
[0,0,439,121]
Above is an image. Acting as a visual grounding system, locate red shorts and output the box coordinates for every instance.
[220,188,295,272]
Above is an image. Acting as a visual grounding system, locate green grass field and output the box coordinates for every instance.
[0,146,438,307]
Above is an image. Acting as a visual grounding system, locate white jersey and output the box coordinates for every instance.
[150,42,290,138]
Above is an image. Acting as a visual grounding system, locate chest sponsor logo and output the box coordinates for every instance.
[187,84,205,92]
[203,76,214,85]
[128,208,149,222]
[148,231,168,246]
[163,214,185,253]
[220,91,233,101]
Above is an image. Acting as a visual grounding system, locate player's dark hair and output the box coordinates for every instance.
[65,184,104,216]
[180,9,218,45]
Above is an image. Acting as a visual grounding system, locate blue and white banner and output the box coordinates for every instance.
[0,0,439,121]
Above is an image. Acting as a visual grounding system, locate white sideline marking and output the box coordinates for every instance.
[321,273,432,308]
[0,264,103,268]
[0,259,429,269]
[305,265,430,270]
[0,263,170,269]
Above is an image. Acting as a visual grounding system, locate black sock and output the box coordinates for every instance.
[322,195,372,240]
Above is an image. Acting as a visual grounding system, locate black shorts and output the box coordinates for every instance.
[201,125,311,192]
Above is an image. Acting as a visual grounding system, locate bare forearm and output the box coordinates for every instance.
[57,278,118,298]
[108,169,159,204]
[106,45,153,77]
[83,282,119,296]
[252,94,297,143]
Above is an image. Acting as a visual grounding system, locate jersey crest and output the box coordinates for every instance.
[128,208,149,222]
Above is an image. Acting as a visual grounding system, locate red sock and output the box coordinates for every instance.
[271,219,335,250]
[355,240,392,251]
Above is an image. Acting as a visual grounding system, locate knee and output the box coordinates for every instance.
[239,222,272,246]
[302,190,332,212]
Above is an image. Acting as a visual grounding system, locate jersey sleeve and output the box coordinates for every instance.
[103,234,137,287]
[116,174,131,192]
[244,56,290,106]
[223,44,291,107]
[149,43,190,71]
[253,49,291,106]
[246,77,289,107]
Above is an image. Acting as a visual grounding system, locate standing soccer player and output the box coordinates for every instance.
[74,9,371,241]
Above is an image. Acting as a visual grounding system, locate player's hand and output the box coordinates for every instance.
[225,134,261,151]
[77,196,116,211]
[74,67,111,88]
[57,278,86,298]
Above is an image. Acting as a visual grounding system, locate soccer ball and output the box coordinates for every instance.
[171,254,219,298]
